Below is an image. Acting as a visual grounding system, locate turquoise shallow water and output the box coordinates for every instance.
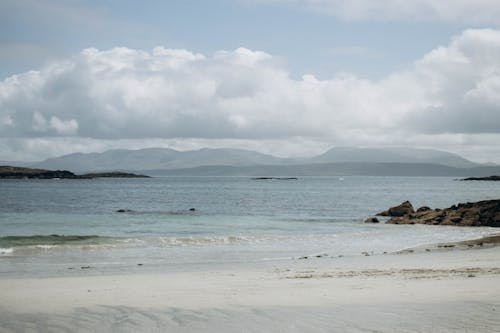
[0,176,499,276]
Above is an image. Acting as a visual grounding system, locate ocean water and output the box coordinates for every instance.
[0,176,499,277]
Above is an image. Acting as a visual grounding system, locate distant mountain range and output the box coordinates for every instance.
[6,146,499,177]
[31,148,284,172]
[309,147,478,168]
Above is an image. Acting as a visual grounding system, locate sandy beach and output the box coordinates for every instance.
[1,238,499,333]
[4,0,500,330]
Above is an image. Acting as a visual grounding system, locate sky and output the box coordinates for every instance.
[1,0,500,163]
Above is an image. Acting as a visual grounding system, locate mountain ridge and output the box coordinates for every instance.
[32,147,284,172]
[23,146,489,173]
[312,147,477,168]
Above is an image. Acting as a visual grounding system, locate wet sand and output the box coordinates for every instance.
[1,238,499,332]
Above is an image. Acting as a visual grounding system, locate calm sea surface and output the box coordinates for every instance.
[1,176,499,276]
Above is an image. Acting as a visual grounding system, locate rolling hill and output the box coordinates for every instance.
[17,146,497,176]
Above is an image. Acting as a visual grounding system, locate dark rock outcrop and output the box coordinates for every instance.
[386,199,500,227]
[251,177,298,180]
[417,206,431,213]
[80,172,150,178]
[364,217,379,223]
[377,200,415,217]
[116,209,134,213]
[460,175,500,181]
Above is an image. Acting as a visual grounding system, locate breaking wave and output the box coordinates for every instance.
[0,235,102,247]
[0,247,13,255]
[0,233,336,254]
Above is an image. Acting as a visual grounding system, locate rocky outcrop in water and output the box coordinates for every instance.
[116,209,134,213]
[364,217,380,223]
[385,199,500,227]
[416,206,431,213]
[251,177,298,180]
[377,200,415,217]
[460,175,500,181]
[80,172,150,178]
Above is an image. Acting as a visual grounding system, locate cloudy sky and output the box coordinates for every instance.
[1,0,500,163]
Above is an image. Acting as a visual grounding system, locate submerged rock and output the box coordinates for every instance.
[364,217,380,223]
[116,209,134,213]
[386,199,500,227]
[377,200,415,217]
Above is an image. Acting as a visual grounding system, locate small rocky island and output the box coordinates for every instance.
[80,172,150,179]
[460,175,500,181]
[367,200,500,227]
[0,166,150,179]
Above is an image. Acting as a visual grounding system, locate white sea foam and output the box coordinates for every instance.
[160,235,256,246]
[0,247,14,255]
[151,234,337,247]
[35,245,58,250]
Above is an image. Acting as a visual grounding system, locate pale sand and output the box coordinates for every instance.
[1,246,500,332]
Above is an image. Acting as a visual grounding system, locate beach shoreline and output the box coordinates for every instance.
[1,238,499,332]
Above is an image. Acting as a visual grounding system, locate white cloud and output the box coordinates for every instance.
[30,111,78,135]
[403,29,500,133]
[1,29,500,162]
[258,0,500,24]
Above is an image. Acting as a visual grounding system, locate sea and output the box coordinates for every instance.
[1,176,499,277]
